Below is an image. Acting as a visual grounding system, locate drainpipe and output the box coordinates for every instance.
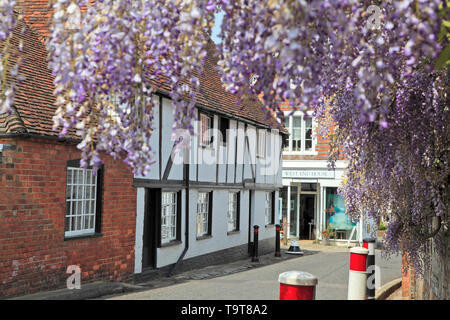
[167,147,190,277]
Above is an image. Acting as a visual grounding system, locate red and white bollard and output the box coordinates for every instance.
[279,271,318,300]
[347,247,369,300]
[363,238,376,300]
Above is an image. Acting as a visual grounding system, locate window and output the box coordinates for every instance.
[65,160,102,238]
[282,117,290,151]
[218,117,229,145]
[305,117,313,151]
[324,187,356,240]
[301,183,317,192]
[197,192,212,237]
[227,192,240,232]
[257,129,266,157]
[200,113,213,147]
[283,113,316,153]
[161,192,178,244]
[292,116,302,151]
[265,191,275,225]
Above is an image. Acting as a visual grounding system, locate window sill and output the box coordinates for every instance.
[64,232,102,241]
[227,230,240,236]
[196,235,212,241]
[159,240,182,248]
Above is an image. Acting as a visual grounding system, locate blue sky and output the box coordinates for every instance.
[211,10,225,44]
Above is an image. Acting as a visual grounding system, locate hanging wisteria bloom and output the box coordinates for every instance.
[1,0,449,270]
[47,0,216,176]
[0,0,19,114]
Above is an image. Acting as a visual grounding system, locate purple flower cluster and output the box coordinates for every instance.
[216,0,446,270]
[337,68,449,274]
[0,0,17,114]
[47,0,216,176]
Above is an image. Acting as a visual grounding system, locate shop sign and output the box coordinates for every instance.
[282,169,335,179]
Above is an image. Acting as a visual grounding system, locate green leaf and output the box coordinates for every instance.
[435,43,450,70]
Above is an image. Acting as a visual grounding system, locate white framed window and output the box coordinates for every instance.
[227,192,239,232]
[65,167,98,237]
[257,129,266,157]
[292,116,302,151]
[282,116,290,151]
[161,192,177,244]
[265,192,273,225]
[305,117,313,150]
[200,113,213,147]
[283,113,317,154]
[197,192,211,237]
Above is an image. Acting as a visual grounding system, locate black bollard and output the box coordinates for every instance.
[275,224,281,257]
[252,225,259,262]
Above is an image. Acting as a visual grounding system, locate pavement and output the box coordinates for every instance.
[386,286,404,300]
[7,239,402,300]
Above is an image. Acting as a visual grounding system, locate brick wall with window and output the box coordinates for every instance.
[0,137,136,298]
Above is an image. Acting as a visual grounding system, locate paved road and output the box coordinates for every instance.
[108,246,402,300]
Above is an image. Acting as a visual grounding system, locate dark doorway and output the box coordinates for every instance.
[300,194,315,239]
[142,188,160,269]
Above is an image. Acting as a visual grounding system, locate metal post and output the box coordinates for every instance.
[279,271,318,300]
[252,225,259,262]
[275,224,281,257]
[363,238,376,300]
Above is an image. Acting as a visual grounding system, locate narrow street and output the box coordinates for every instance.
[107,242,402,300]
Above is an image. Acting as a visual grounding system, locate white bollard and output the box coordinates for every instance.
[348,247,369,300]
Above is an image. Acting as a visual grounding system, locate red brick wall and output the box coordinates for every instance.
[0,137,137,298]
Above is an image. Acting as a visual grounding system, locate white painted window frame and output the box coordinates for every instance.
[283,111,318,155]
[65,167,97,238]
[227,191,239,232]
[199,113,213,148]
[161,191,177,244]
[196,192,210,237]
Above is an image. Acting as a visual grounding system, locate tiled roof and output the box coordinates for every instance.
[1,2,282,140]
[0,15,65,138]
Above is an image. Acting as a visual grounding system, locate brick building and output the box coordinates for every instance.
[0,17,137,298]
[277,100,374,245]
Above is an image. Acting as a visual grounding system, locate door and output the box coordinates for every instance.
[142,188,160,269]
[300,194,315,239]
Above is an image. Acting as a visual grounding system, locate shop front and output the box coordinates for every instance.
[279,162,363,245]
